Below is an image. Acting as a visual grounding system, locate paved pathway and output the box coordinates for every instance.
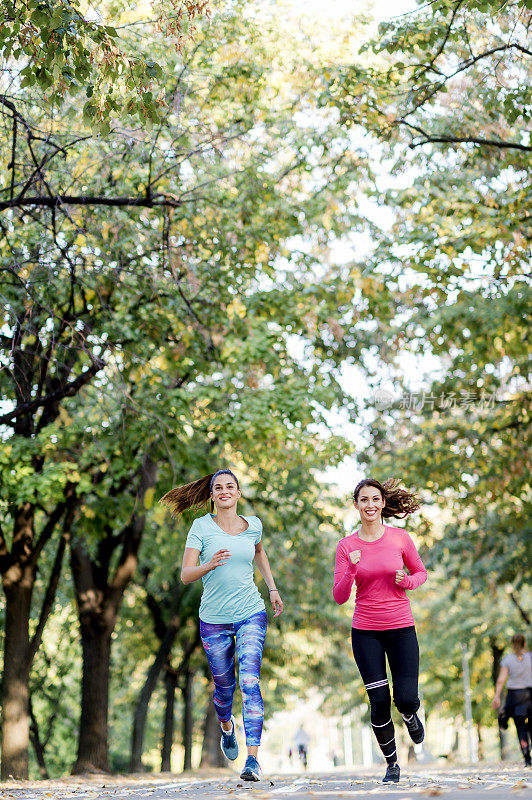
[1,765,530,800]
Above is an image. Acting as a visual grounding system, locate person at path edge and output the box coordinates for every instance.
[333,477,427,784]
[492,633,532,767]
[161,469,283,782]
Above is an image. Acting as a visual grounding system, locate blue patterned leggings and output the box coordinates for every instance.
[200,610,267,746]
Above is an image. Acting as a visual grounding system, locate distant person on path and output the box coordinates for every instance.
[162,469,283,782]
[333,478,427,785]
[492,633,532,767]
[293,725,310,769]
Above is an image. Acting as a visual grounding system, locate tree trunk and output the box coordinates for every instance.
[161,668,177,772]
[130,618,180,772]
[182,669,194,771]
[29,697,49,779]
[72,624,113,773]
[490,637,507,760]
[476,722,484,761]
[200,685,225,768]
[0,501,73,781]
[72,452,157,775]
[0,578,32,780]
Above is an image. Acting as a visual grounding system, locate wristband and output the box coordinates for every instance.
[269,588,278,593]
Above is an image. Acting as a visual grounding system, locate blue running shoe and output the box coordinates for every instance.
[220,716,238,761]
[240,755,261,781]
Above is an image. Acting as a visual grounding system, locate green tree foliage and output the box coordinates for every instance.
[320,0,531,597]
[417,575,532,727]
[0,0,208,125]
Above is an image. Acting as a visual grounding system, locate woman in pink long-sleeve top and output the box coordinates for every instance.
[333,477,427,785]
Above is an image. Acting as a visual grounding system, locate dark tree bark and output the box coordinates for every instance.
[71,453,157,774]
[1,571,33,780]
[130,604,200,772]
[491,638,504,687]
[182,668,194,771]
[0,500,74,780]
[29,697,50,779]
[200,684,226,768]
[161,667,178,772]
[130,618,181,772]
[490,637,508,760]
[73,613,114,774]
[476,722,484,761]
[509,592,531,627]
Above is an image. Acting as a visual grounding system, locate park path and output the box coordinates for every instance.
[0,765,530,800]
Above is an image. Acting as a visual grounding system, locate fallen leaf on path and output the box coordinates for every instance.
[421,790,445,797]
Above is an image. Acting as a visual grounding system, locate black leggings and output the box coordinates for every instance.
[504,689,532,763]
[513,715,531,763]
[352,626,420,764]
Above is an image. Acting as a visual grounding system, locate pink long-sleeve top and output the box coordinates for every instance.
[333,525,427,630]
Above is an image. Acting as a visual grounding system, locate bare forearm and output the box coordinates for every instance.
[494,667,508,698]
[254,550,277,590]
[181,563,211,584]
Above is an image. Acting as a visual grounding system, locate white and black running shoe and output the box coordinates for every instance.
[402,712,425,744]
[382,763,400,783]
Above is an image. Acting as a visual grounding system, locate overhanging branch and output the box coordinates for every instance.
[0,194,183,211]
[403,121,532,152]
[0,358,105,426]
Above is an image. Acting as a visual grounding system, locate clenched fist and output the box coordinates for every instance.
[208,549,231,571]
[349,550,361,565]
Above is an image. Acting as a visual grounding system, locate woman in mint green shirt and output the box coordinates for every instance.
[161,469,283,782]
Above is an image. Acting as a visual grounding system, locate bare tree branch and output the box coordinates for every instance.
[509,591,531,626]
[28,501,76,663]
[0,194,184,211]
[0,357,105,427]
[403,121,532,151]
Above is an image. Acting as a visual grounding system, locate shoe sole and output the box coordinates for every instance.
[240,770,260,781]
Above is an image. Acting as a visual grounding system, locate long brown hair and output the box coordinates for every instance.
[160,469,240,518]
[353,478,420,519]
[511,633,526,653]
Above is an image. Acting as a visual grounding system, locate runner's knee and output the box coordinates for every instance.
[239,672,260,697]
[393,690,419,716]
[367,685,392,724]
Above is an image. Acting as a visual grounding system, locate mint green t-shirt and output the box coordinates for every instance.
[185,513,266,624]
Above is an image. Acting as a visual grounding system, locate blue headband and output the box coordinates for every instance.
[210,469,239,490]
